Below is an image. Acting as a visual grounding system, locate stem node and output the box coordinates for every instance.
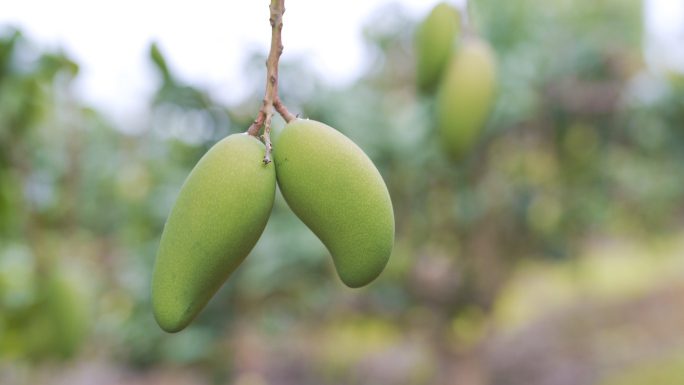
[245,0,297,160]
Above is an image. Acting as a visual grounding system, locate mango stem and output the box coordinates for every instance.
[246,0,296,164]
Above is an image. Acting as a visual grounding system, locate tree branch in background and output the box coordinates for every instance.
[247,0,296,164]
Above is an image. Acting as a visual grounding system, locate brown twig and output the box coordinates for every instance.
[246,0,296,164]
[275,97,296,123]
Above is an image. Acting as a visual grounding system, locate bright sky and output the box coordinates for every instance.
[0,0,451,130]
[0,0,682,131]
[644,0,684,72]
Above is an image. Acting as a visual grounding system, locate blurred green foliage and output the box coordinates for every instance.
[1,0,684,383]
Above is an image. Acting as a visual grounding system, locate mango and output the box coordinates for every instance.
[45,270,90,359]
[152,134,275,333]
[437,38,497,158]
[273,119,394,288]
[415,2,460,93]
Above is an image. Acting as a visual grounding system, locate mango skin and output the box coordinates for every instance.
[273,119,394,288]
[416,2,460,93]
[152,134,275,333]
[437,38,497,158]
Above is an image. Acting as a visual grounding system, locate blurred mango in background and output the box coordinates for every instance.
[2,0,684,384]
[415,2,460,93]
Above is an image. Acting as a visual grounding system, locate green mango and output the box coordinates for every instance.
[437,38,497,158]
[21,307,55,360]
[415,2,460,93]
[152,134,275,333]
[273,119,394,288]
[45,270,90,359]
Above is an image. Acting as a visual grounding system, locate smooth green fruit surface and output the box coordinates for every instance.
[274,119,394,288]
[152,134,275,333]
[416,2,460,93]
[437,38,497,158]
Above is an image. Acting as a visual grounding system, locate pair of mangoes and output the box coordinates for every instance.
[152,119,395,333]
[415,2,498,158]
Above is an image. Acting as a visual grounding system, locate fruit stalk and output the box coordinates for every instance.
[461,0,474,37]
[247,0,296,164]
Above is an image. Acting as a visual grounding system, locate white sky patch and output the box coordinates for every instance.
[1,0,682,130]
[0,0,441,129]
[644,0,684,73]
